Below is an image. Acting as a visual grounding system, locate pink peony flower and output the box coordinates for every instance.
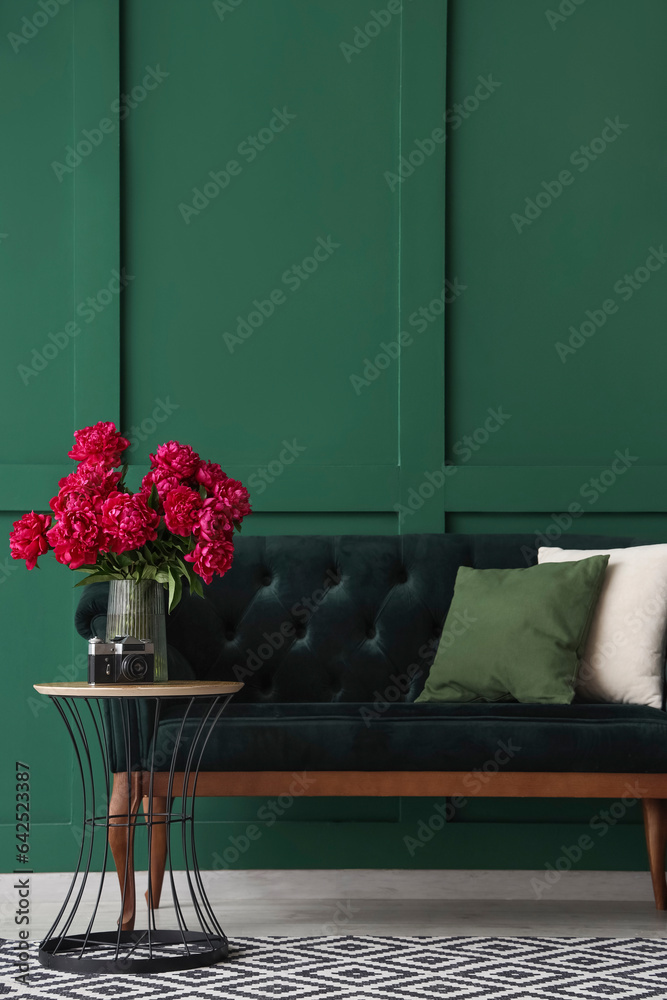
[68,421,129,468]
[195,460,228,494]
[10,512,52,570]
[185,538,234,585]
[150,441,200,481]
[47,498,102,569]
[195,497,234,542]
[140,468,182,503]
[211,477,252,523]
[8,427,250,605]
[48,537,99,570]
[101,492,160,554]
[163,485,203,536]
[50,466,121,516]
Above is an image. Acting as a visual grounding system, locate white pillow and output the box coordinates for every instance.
[537,544,667,709]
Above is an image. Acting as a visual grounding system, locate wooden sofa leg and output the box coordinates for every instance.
[143,794,168,909]
[109,772,142,931]
[643,798,667,910]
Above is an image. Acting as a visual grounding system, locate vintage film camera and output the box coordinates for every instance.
[88,635,155,684]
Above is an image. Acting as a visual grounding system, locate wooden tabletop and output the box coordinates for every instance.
[33,681,244,698]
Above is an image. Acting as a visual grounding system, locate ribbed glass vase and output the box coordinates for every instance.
[105,579,168,682]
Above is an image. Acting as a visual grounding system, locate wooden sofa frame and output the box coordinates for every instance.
[109,769,667,930]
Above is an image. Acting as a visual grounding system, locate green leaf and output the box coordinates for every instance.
[146,484,160,511]
[189,568,205,599]
[182,563,204,599]
[74,574,121,588]
[155,569,169,584]
[175,555,190,577]
[167,567,182,613]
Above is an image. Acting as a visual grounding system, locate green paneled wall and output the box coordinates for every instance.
[2,0,666,877]
[0,0,120,874]
[446,0,667,470]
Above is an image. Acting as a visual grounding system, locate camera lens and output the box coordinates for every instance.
[120,654,149,681]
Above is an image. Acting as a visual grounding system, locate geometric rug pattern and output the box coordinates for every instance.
[3,934,667,998]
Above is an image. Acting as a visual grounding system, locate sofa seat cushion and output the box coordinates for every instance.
[150,701,667,774]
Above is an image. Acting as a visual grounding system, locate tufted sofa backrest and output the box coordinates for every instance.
[76,532,640,703]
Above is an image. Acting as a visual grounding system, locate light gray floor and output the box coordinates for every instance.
[1,870,666,940]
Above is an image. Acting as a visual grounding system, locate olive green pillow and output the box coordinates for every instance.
[417,555,610,705]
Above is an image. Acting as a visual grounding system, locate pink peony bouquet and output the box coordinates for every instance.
[9,421,251,610]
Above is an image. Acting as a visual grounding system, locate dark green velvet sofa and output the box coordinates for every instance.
[75,532,667,922]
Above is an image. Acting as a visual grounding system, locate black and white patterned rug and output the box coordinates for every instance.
[3,934,667,998]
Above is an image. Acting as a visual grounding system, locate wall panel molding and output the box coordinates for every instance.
[72,0,120,430]
[397,0,447,533]
[444,464,667,513]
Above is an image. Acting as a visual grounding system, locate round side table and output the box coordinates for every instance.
[33,680,243,975]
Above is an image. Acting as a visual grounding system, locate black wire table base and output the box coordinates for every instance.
[39,930,228,975]
[37,689,235,975]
